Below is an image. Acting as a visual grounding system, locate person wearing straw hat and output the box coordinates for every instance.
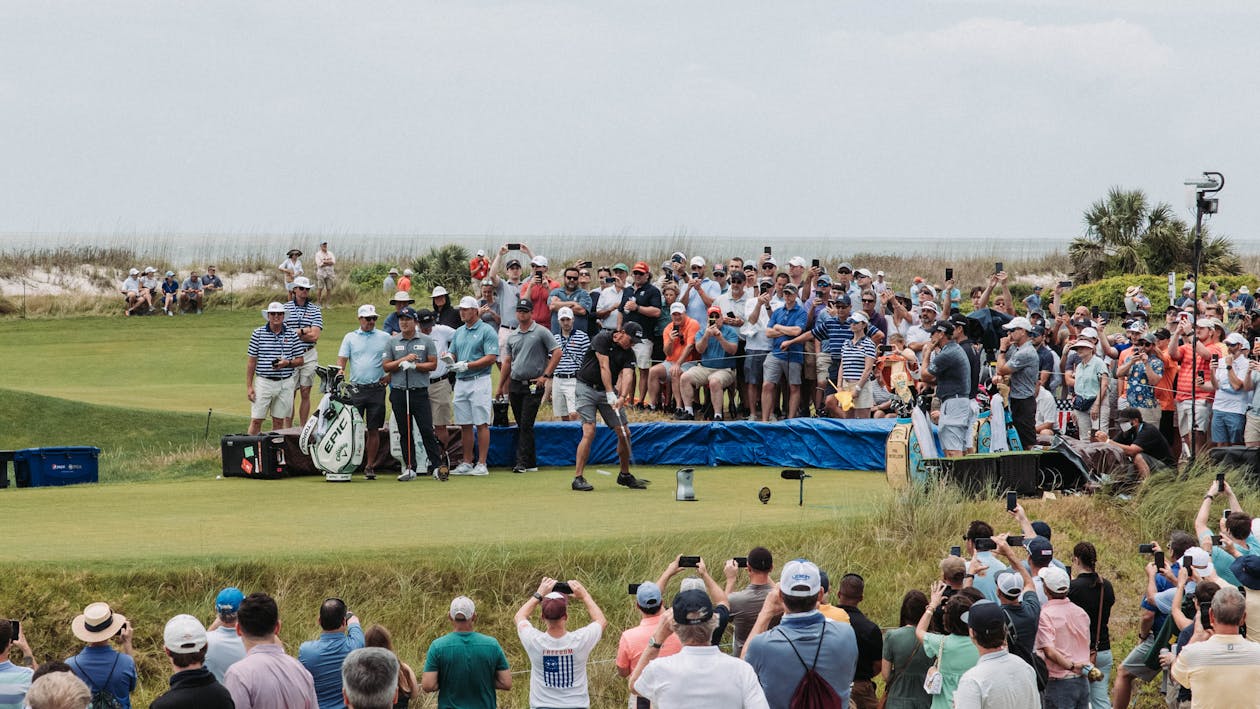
[66,602,137,708]
[431,286,461,329]
[285,276,324,425]
[382,291,415,336]
[246,302,307,435]
[337,304,393,480]
[278,249,303,292]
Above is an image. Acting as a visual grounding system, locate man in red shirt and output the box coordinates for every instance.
[1168,317,1226,458]
[524,256,559,325]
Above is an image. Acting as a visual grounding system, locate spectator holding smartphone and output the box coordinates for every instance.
[514,577,606,709]
[66,602,137,709]
[0,617,36,708]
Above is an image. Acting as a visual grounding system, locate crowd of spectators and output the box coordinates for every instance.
[8,486,1260,709]
[120,265,223,316]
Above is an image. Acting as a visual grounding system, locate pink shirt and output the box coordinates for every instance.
[1035,598,1092,679]
[224,643,317,709]
[616,615,682,676]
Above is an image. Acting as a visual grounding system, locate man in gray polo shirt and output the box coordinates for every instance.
[921,320,973,457]
[997,316,1040,449]
[383,307,446,481]
[498,298,561,474]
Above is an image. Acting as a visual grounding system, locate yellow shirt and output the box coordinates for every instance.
[818,603,851,623]
[1170,634,1260,709]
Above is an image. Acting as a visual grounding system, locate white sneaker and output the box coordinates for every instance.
[470,463,489,476]
[397,469,416,482]
[450,462,474,476]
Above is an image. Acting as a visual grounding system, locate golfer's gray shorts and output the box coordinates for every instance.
[938,397,974,451]
[763,355,801,386]
[576,381,628,428]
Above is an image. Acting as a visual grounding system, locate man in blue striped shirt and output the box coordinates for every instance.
[283,276,324,426]
[551,307,591,421]
[247,302,307,436]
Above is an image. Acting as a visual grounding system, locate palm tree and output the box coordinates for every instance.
[1069,187,1237,282]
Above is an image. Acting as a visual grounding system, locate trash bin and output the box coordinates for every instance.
[12,447,101,488]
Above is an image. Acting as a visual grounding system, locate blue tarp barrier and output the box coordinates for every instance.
[484,418,895,470]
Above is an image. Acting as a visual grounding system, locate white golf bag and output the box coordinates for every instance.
[299,366,365,482]
[388,409,429,472]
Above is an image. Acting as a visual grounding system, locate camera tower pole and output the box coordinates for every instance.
[1186,172,1224,464]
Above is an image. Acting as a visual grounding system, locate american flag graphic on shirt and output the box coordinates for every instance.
[542,651,576,688]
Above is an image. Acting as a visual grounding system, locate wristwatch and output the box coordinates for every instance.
[648,637,663,649]
[532,592,543,601]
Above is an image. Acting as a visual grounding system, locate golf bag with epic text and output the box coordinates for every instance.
[299,366,365,482]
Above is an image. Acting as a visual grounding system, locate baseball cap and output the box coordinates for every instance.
[515,298,533,312]
[729,271,746,283]
[787,256,806,267]
[707,305,722,316]
[403,268,414,276]
[621,322,644,343]
[128,268,140,275]
[357,304,378,318]
[690,256,706,267]
[962,600,1005,634]
[1003,316,1034,332]
[506,258,522,268]
[415,309,436,324]
[540,592,568,620]
[848,311,870,325]
[635,581,662,610]
[931,321,955,336]
[1070,340,1094,350]
[398,307,419,320]
[164,270,175,277]
[632,261,650,274]
[763,256,778,266]
[1230,555,1260,591]
[876,270,885,277]
[389,290,414,304]
[431,286,448,298]
[1126,320,1147,334]
[920,300,939,313]
[855,268,872,278]
[779,559,822,597]
[1225,332,1250,349]
[1186,546,1214,576]
[995,570,1023,599]
[670,302,686,314]
[1140,332,1158,345]
[816,274,833,287]
[612,262,629,273]
[449,596,475,620]
[1028,536,1054,563]
[1080,327,1100,339]
[672,589,715,625]
[940,556,966,578]
[144,266,156,273]
[836,262,853,272]
[215,587,244,613]
[832,294,852,307]
[782,283,798,294]
[1039,566,1070,594]
[475,249,485,257]
[458,296,479,309]
[163,614,208,653]
[1031,521,1052,540]
[531,255,549,268]
[1033,284,1043,290]
[679,577,706,593]
[558,306,574,320]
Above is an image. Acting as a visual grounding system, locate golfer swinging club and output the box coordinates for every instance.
[571,321,650,492]
[383,307,448,481]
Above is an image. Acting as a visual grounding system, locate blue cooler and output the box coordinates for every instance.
[12,447,100,488]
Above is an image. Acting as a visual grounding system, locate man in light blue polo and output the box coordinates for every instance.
[297,598,364,709]
[337,304,393,480]
[448,296,500,476]
[744,559,858,706]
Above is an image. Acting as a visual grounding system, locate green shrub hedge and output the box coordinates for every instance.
[1060,274,1260,314]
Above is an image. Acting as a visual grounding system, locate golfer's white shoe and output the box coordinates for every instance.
[450,462,474,476]
[470,463,489,476]
[397,469,416,482]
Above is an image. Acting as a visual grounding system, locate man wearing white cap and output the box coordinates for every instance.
[152,614,233,708]
[1065,339,1107,441]
[284,276,324,425]
[314,241,335,305]
[997,316,1040,448]
[743,559,858,706]
[1168,316,1225,457]
[397,268,413,294]
[247,302,307,435]
[382,267,397,295]
[551,306,591,422]
[1034,566,1094,708]
[1211,332,1253,446]
[678,256,722,326]
[447,296,500,476]
[66,602,137,708]
[337,304,393,479]
[524,255,559,327]
[121,268,149,316]
[421,596,511,705]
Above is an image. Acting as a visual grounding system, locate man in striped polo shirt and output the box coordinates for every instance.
[551,307,591,421]
[246,302,307,436]
[283,276,323,426]
[0,619,36,709]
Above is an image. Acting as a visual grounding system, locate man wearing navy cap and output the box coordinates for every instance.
[204,588,246,683]
[954,600,1039,707]
[383,307,445,481]
[498,298,561,474]
[571,322,650,492]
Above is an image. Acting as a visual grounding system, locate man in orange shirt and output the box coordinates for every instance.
[1168,317,1227,458]
[646,302,699,414]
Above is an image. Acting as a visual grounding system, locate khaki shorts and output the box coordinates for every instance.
[683,365,736,390]
[802,344,818,382]
[632,340,654,369]
[1246,413,1260,445]
[294,348,318,388]
[1177,400,1211,434]
[815,352,831,383]
[843,379,875,409]
[497,327,515,362]
[316,268,335,290]
[429,377,454,426]
[251,376,296,420]
[552,376,578,417]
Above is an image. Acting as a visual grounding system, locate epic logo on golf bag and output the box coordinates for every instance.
[299,366,365,481]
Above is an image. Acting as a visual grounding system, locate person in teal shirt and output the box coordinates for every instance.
[422,596,511,709]
[915,583,980,709]
[1194,478,1260,585]
[1065,340,1108,441]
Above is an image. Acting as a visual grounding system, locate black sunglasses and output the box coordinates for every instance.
[861,298,875,303]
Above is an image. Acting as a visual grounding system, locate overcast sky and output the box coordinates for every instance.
[1,1,1254,242]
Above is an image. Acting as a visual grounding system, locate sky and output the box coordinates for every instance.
[1,0,1255,242]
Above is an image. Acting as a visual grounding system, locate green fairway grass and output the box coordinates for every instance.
[7,467,889,566]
